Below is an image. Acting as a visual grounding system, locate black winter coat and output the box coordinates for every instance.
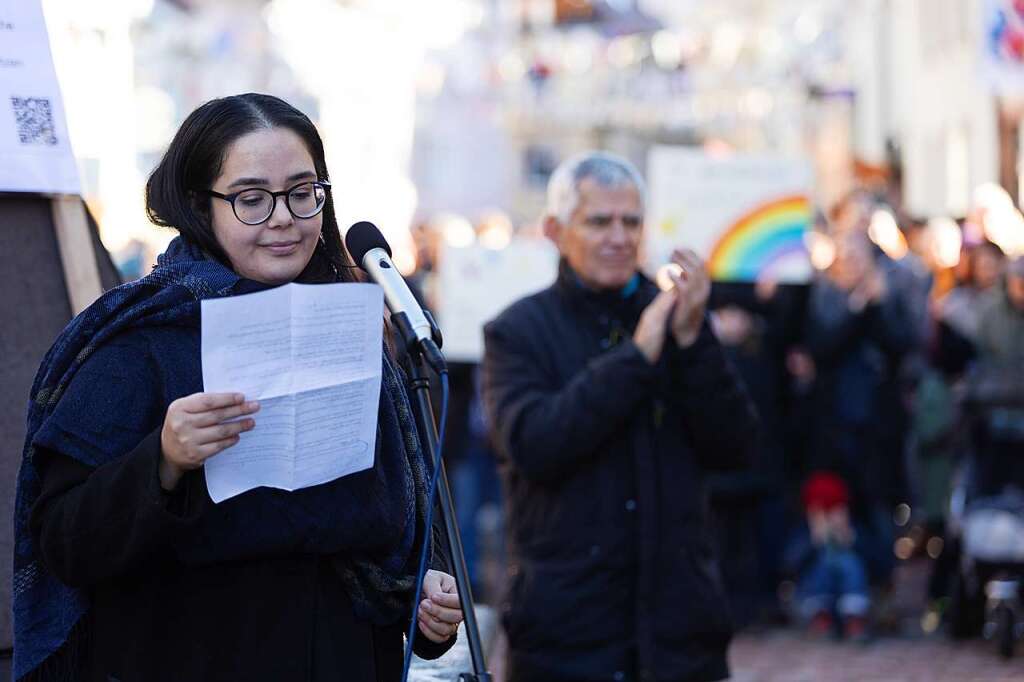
[482,264,759,682]
[27,320,455,682]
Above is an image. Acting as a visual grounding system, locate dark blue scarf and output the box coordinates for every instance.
[12,237,432,680]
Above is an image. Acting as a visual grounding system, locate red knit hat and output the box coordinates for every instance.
[802,471,850,512]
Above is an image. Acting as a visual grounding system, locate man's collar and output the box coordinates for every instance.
[557,258,641,300]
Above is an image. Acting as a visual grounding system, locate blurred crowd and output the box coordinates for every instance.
[405,180,1024,646]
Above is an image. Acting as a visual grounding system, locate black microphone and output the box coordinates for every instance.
[345,221,446,372]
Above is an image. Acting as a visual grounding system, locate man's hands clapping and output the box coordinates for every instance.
[633,249,710,364]
[667,249,710,349]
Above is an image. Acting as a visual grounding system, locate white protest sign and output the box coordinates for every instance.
[436,239,559,362]
[0,0,80,194]
[646,147,813,283]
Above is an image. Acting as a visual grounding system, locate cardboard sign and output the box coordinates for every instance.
[646,147,814,283]
[436,240,559,362]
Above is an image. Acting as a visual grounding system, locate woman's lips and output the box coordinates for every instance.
[261,241,300,256]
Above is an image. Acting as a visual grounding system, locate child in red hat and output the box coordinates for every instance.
[797,471,870,641]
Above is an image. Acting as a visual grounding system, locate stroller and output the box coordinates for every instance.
[947,363,1024,658]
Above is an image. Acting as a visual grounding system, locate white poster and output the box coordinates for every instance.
[646,147,814,283]
[0,0,80,194]
[436,240,559,363]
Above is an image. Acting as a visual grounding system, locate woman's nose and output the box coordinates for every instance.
[266,194,294,228]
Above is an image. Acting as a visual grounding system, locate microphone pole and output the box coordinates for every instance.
[344,220,490,680]
[391,310,493,682]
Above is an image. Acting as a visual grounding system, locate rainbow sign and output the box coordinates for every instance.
[646,148,814,283]
[707,195,812,282]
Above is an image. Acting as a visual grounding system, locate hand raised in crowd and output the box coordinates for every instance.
[711,306,754,347]
[754,275,778,303]
[633,287,678,364]
[159,392,259,491]
[809,507,855,548]
[417,569,464,643]
[786,349,817,386]
[807,508,830,547]
[868,267,888,300]
[848,267,888,312]
[668,248,711,348]
[829,234,870,292]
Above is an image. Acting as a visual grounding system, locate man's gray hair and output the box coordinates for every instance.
[546,151,646,224]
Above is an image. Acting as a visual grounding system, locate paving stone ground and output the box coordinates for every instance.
[413,602,1024,682]
[727,554,1024,681]
[728,631,1024,682]
[415,557,1024,682]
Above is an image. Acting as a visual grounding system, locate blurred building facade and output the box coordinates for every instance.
[37,0,1024,271]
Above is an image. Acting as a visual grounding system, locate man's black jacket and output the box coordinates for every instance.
[482,263,759,682]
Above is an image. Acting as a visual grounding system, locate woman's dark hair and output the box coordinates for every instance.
[146,93,356,283]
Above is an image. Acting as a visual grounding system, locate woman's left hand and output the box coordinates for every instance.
[418,570,463,643]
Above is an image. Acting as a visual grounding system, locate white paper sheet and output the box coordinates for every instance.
[200,283,383,502]
[0,0,81,194]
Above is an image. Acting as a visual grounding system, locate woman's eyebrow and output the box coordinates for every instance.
[226,171,316,190]
[226,176,269,189]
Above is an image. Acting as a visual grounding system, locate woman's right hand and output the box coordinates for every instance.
[159,392,259,490]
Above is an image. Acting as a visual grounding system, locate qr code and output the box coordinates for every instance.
[11,97,58,146]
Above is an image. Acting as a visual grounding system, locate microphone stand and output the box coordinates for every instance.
[392,311,492,682]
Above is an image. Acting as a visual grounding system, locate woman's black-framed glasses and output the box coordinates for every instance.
[204,180,331,225]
